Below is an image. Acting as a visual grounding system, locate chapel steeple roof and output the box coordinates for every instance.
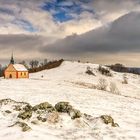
[10,52,14,64]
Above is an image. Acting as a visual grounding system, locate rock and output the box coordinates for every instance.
[18,111,32,120]
[101,115,114,124]
[69,109,82,119]
[0,98,16,106]
[112,122,119,127]
[55,102,73,113]
[100,115,119,127]
[9,121,31,132]
[5,110,12,114]
[33,102,54,112]
[37,116,47,122]
[31,120,39,125]
[83,113,93,120]
[14,105,22,111]
[22,125,31,132]
[47,111,59,124]
[36,110,46,115]
[23,104,32,112]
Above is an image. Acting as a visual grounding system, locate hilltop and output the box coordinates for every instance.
[0,61,140,140]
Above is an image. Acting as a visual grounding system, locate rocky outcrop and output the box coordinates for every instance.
[0,98,119,133]
[100,115,119,127]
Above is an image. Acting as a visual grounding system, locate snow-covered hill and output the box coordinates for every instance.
[0,61,140,140]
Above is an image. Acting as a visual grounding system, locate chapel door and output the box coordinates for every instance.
[9,74,12,78]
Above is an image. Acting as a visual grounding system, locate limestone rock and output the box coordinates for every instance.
[69,109,82,119]
[100,115,119,127]
[55,102,72,113]
[9,121,31,132]
[18,111,32,120]
[33,102,54,112]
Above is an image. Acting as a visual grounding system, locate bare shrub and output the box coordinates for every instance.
[71,81,97,89]
[85,66,95,76]
[122,74,128,84]
[109,82,120,95]
[98,65,112,77]
[97,78,108,91]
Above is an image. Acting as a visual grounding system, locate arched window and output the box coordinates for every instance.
[21,72,22,76]
[24,72,26,76]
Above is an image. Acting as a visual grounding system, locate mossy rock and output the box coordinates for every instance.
[36,110,46,115]
[23,104,33,112]
[101,115,119,127]
[33,102,54,112]
[83,113,92,120]
[0,98,16,105]
[9,121,31,132]
[14,105,22,111]
[112,122,119,127]
[18,111,32,120]
[22,125,31,132]
[5,110,12,114]
[101,115,114,124]
[55,102,73,113]
[69,109,82,119]
[37,116,47,122]
[31,120,39,125]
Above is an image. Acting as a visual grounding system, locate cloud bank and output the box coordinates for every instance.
[0,0,140,66]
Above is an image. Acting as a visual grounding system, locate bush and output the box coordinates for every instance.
[110,63,128,72]
[122,74,128,84]
[98,65,112,76]
[29,59,64,73]
[97,78,108,91]
[85,66,95,76]
[109,82,120,95]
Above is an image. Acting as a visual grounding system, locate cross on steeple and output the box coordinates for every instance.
[10,52,14,64]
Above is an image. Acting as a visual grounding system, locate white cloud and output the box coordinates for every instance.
[0,0,140,37]
[0,0,140,65]
[92,0,140,24]
[0,0,102,38]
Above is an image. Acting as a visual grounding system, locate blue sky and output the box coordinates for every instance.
[0,0,94,32]
[42,0,94,22]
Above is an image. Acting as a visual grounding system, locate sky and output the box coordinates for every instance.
[0,0,140,66]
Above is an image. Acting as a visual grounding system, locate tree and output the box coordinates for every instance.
[34,60,39,68]
[29,60,39,69]
[0,64,2,77]
[43,59,48,66]
[29,60,34,69]
[0,64,7,77]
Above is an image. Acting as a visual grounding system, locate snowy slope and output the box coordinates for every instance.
[0,61,140,140]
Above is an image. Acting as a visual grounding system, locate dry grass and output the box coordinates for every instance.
[97,78,108,91]
[69,81,97,89]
